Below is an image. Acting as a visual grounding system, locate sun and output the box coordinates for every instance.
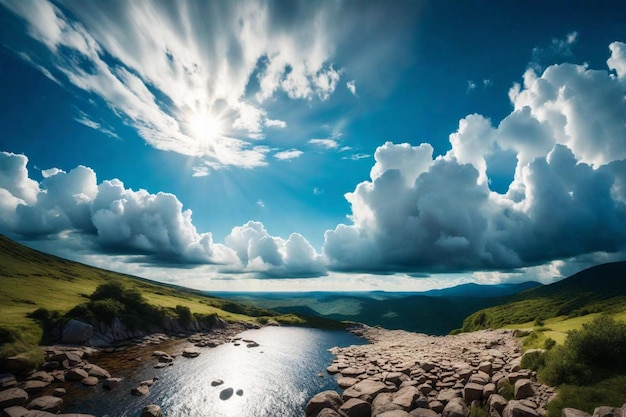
[188,113,223,141]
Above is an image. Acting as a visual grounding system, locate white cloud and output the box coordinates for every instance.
[1,0,348,171]
[346,80,357,95]
[192,166,210,177]
[324,43,626,273]
[608,41,626,79]
[274,149,303,160]
[309,138,340,149]
[256,200,265,208]
[343,153,371,161]
[466,80,476,93]
[74,112,120,139]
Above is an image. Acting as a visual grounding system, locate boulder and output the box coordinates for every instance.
[0,373,17,389]
[443,397,469,417]
[305,390,344,416]
[65,368,88,382]
[502,401,539,417]
[514,379,535,400]
[317,409,343,417]
[21,380,50,393]
[219,388,234,400]
[182,349,201,358]
[373,404,405,417]
[141,404,163,417]
[4,357,34,375]
[429,400,445,413]
[340,398,371,417]
[23,411,56,417]
[85,364,110,379]
[0,387,29,408]
[61,320,93,344]
[338,377,359,389]
[343,379,395,401]
[131,385,149,396]
[81,376,99,386]
[2,405,29,417]
[52,388,66,397]
[409,409,440,417]
[103,377,122,390]
[488,394,508,414]
[378,410,409,417]
[594,408,617,417]
[561,410,592,417]
[26,396,63,413]
[463,382,484,403]
[392,386,420,410]
[27,372,53,383]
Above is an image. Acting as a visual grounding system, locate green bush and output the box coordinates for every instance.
[469,405,488,417]
[175,305,192,325]
[544,338,556,350]
[534,317,545,326]
[545,376,626,417]
[521,350,546,371]
[498,380,514,400]
[89,299,125,324]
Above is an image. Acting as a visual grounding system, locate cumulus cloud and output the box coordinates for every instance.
[346,80,357,95]
[225,221,326,278]
[324,42,626,273]
[274,149,303,160]
[309,138,340,149]
[0,0,349,171]
[0,152,325,277]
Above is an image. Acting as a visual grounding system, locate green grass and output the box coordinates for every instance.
[545,376,626,416]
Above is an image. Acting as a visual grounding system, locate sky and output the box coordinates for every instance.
[1,0,625,292]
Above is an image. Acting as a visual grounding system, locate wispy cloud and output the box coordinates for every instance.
[74,112,120,139]
[1,0,347,172]
[346,80,357,96]
[309,138,340,149]
[274,149,303,160]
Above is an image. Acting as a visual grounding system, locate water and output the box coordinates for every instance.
[61,327,365,417]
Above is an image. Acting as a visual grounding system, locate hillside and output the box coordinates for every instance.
[0,234,338,352]
[462,261,626,331]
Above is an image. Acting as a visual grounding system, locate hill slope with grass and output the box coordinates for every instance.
[0,234,343,363]
[461,261,626,332]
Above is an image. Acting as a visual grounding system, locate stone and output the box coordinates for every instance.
[479,361,493,375]
[103,377,122,389]
[483,383,496,399]
[27,372,53,383]
[561,410,592,417]
[81,376,99,386]
[219,388,234,400]
[25,396,63,413]
[429,400,445,413]
[305,390,344,416]
[392,386,420,410]
[131,385,150,396]
[61,319,93,344]
[373,404,406,417]
[317,409,343,417]
[65,368,88,382]
[21,380,50,393]
[409,409,440,417]
[437,389,462,403]
[443,397,469,417]
[514,379,535,400]
[236,389,243,396]
[340,398,371,417]
[0,388,29,408]
[25,412,57,417]
[85,365,110,379]
[343,379,395,401]
[378,411,410,417]
[211,379,224,386]
[488,394,508,414]
[2,406,29,417]
[141,404,162,417]
[52,388,67,397]
[5,357,34,375]
[0,373,17,389]
[338,377,359,388]
[182,349,201,358]
[463,382,484,403]
[502,401,539,417]
[594,408,617,417]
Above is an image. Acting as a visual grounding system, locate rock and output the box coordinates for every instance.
[140,379,155,387]
[392,386,420,410]
[219,388,234,400]
[52,388,67,397]
[488,394,508,414]
[236,389,243,396]
[182,349,201,358]
[61,319,93,344]
[4,357,34,375]
[483,383,496,399]
[378,411,410,417]
[2,405,29,417]
[211,379,224,387]
[131,385,150,396]
[27,372,53,383]
[317,409,343,417]
[594,408,617,417]
[0,373,17,389]
[65,368,88,382]
[26,396,63,413]
[373,404,405,417]
[85,365,110,379]
[141,404,162,417]
[437,389,462,403]
[443,397,469,417]
[57,414,96,417]
[340,398,371,417]
[479,361,493,375]
[21,380,50,393]
[23,411,56,417]
[409,409,440,417]
[338,377,359,388]
[502,401,539,417]
[81,376,99,386]
[103,377,122,389]
[561,410,592,417]
[463,382,484,403]
[305,390,344,416]
[429,400,445,413]
[514,379,535,400]
[0,387,29,408]
[343,379,395,401]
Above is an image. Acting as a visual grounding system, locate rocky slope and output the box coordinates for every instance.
[306,325,623,417]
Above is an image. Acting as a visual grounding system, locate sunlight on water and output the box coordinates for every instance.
[62,327,364,417]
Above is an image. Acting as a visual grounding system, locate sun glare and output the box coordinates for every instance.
[189,113,223,142]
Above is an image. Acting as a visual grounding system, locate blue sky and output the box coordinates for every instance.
[1,0,626,291]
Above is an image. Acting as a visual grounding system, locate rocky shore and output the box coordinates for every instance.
[305,325,624,417]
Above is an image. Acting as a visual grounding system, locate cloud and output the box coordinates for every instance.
[343,153,371,161]
[323,42,626,273]
[224,221,326,278]
[532,31,579,69]
[274,149,303,160]
[466,80,476,93]
[192,166,210,177]
[1,0,349,171]
[0,151,326,277]
[346,80,357,95]
[309,138,340,149]
[74,112,120,139]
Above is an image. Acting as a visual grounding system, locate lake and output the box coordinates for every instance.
[60,327,365,417]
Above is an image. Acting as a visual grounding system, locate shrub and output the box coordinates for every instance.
[545,376,626,417]
[89,299,125,324]
[521,350,546,371]
[469,405,488,417]
[175,305,192,325]
[498,380,514,400]
[544,338,556,350]
[566,314,626,371]
[534,317,545,326]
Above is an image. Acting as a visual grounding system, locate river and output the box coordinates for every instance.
[60,326,365,417]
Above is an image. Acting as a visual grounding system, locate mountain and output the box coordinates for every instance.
[421,281,542,297]
[461,261,626,331]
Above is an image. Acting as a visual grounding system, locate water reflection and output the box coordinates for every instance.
[62,327,364,417]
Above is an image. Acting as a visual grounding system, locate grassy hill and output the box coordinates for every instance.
[0,234,343,356]
[461,261,626,332]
